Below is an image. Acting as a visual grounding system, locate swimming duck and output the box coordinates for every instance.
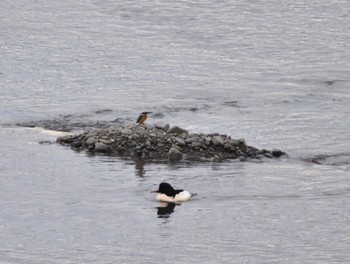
[151,182,195,203]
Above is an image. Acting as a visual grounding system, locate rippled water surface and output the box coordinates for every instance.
[1,0,350,263]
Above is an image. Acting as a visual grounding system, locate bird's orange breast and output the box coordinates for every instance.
[137,115,147,124]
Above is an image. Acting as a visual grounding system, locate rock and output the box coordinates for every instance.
[135,128,148,136]
[212,136,224,146]
[175,137,186,146]
[157,143,165,148]
[86,130,99,138]
[237,138,247,146]
[272,149,287,158]
[94,142,110,153]
[264,152,273,158]
[168,147,183,161]
[107,126,118,134]
[132,133,141,140]
[86,137,97,145]
[155,122,170,132]
[148,133,157,138]
[191,141,202,149]
[224,143,234,152]
[167,126,189,135]
[229,139,239,146]
[98,139,111,144]
[71,141,83,150]
[56,135,74,144]
[121,128,133,135]
[185,137,195,144]
[204,136,212,142]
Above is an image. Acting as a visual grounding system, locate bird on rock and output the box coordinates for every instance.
[136,111,152,124]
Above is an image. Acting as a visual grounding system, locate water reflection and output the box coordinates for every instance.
[134,158,146,177]
[155,202,177,218]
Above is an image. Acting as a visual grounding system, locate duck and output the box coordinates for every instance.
[151,182,196,203]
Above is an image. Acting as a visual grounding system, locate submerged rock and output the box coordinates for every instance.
[57,123,287,162]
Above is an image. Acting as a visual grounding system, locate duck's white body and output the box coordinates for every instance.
[155,190,192,203]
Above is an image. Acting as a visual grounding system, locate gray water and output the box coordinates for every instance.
[1,0,350,263]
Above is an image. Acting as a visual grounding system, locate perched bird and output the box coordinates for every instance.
[151,182,196,203]
[136,111,152,124]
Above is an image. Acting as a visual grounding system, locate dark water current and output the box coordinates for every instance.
[1,1,350,263]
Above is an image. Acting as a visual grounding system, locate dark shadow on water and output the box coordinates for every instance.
[135,158,146,177]
[155,202,177,218]
[302,152,350,166]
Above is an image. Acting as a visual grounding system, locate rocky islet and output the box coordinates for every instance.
[57,121,287,162]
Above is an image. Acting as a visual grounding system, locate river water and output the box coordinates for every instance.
[1,0,350,263]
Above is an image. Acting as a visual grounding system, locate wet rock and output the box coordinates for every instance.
[167,126,189,135]
[56,135,74,144]
[272,149,287,158]
[95,142,110,153]
[71,141,83,150]
[168,147,183,161]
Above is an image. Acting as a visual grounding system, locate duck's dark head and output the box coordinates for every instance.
[151,182,182,197]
